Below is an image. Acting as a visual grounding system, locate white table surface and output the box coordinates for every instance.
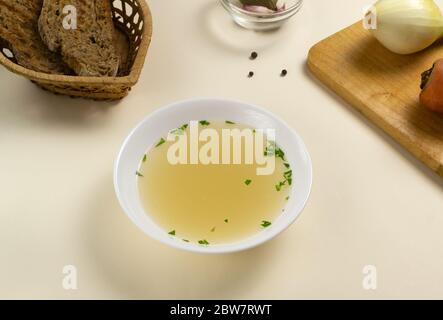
[1,0,443,299]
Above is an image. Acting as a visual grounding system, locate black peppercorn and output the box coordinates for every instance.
[250,52,258,60]
[248,71,254,78]
[281,69,288,77]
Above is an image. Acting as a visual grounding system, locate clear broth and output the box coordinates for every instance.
[138,121,292,245]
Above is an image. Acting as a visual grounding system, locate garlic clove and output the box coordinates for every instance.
[277,4,287,12]
[243,5,276,13]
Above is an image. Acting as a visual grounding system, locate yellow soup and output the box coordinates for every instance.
[137,121,292,245]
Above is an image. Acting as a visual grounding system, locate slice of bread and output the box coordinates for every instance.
[39,0,120,77]
[0,0,71,74]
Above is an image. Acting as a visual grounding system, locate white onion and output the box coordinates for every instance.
[368,0,443,54]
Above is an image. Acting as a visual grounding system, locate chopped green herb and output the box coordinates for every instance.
[274,165,293,192]
[275,180,286,191]
[170,124,189,135]
[275,147,286,160]
[252,129,256,134]
[142,154,147,162]
[285,196,290,200]
[224,219,229,223]
[182,239,190,242]
[225,120,235,124]
[155,138,166,147]
[244,179,252,186]
[168,230,176,236]
[198,239,210,245]
[284,171,293,185]
[261,220,272,228]
[284,170,292,179]
[210,227,216,232]
[170,128,184,135]
[136,171,144,177]
[199,120,210,126]
[264,142,276,157]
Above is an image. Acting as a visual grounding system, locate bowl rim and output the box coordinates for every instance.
[114,97,313,254]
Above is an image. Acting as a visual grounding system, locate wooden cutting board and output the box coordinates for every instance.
[308,22,443,178]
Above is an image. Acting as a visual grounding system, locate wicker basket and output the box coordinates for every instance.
[0,0,152,101]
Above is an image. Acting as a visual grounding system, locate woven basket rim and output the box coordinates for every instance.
[0,0,152,86]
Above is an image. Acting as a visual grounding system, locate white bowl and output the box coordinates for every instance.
[114,98,312,254]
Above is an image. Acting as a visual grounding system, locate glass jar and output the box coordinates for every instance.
[220,0,303,31]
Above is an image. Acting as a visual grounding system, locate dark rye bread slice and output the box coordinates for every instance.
[39,0,120,77]
[0,0,71,74]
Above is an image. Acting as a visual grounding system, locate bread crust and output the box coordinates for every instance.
[0,0,72,74]
[39,0,120,77]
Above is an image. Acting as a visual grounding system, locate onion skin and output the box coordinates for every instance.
[420,59,443,114]
[369,0,443,55]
